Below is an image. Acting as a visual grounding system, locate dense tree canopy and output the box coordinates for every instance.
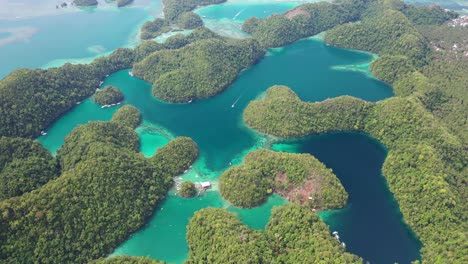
[93,85,124,105]
[186,205,361,263]
[243,85,466,262]
[0,117,198,263]
[179,181,197,198]
[176,12,203,29]
[140,18,172,40]
[0,48,134,139]
[133,37,264,102]
[111,105,142,129]
[220,149,347,209]
[243,0,371,48]
[0,137,59,200]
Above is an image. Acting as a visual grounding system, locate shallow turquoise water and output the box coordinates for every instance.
[26,1,422,263]
[273,133,422,264]
[195,1,323,37]
[36,37,412,263]
[0,0,162,78]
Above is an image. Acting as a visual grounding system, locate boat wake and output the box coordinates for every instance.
[233,8,247,20]
[231,94,243,108]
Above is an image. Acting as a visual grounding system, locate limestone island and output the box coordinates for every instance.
[93,85,124,106]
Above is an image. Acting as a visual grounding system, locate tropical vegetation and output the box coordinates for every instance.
[220,149,347,209]
[0,137,59,200]
[186,205,361,263]
[133,37,264,102]
[179,181,197,198]
[93,85,124,105]
[111,105,142,129]
[0,114,198,263]
[244,85,466,262]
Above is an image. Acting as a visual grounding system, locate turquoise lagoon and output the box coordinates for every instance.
[6,1,421,263]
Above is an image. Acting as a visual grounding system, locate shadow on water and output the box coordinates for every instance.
[273,132,422,264]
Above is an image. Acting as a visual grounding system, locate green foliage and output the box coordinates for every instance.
[0,127,198,263]
[186,205,361,263]
[0,48,135,139]
[57,121,140,171]
[403,4,458,25]
[370,55,415,84]
[186,208,274,263]
[140,18,172,40]
[111,105,142,129]
[73,0,97,6]
[325,9,430,66]
[179,181,197,198]
[176,12,203,29]
[134,37,264,102]
[0,137,59,200]
[220,149,347,209]
[162,0,226,22]
[244,85,371,137]
[93,85,124,105]
[244,0,370,48]
[162,34,190,49]
[243,86,467,263]
[116,0,133,7]
[266,204,362,263]
[134,41,165,62]
[393,71,429,96]
[92,256,166,264]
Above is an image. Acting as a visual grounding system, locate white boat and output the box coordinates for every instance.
[106,74,109,77]
[76,101,81,105]
[341,242,346,248]
[188,99,193,103]
[332,231,338,236]
[117,102,121,105]
[129,71,134,77]
[99,81,104,87]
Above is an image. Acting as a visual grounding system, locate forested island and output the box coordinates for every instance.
[244,85,466,262]
[93,85,124,105]
[220,149,347,209]
[0,107,199,263]
[0,0,466,262]
[186,205,361,263]
[140,0,225,40]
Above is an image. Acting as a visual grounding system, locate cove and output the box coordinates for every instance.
[35,36,416,263]
[0,0,162,78]
[273,132,422,264]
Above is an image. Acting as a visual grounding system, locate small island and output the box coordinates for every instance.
[178,181,197,198]
[73,0,98,7]
[140,18,172,40]
[111,105,141,129]
[93,85,124,106]
[116,0,133,7]
[219,149,347,209]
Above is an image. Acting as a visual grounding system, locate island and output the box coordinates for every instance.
[220,149,347,209]
[133,37,264,102]
[178,181,197,198]
[73,0,98,7]
[0,0,466,262]
[111,105,142,129]
[93,85,124,106]
[0,137,59,200]
[186,205,361,263]
[116,0,133,7]
[243,85,465,262]
[0,108,199,263]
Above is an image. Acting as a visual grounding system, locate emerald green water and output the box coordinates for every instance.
[27,1,423,263]
[35,36,421,263]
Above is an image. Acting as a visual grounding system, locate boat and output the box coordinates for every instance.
[188,98,193,103]
[116,102,121,105]
[341,242,346,248]
[106,74,109,77]
[184,170,188,174]
[332,231,338,236]
[40,131,47,136]
[99,81,104,87]
[129,71,134,77]
[76,101,81,105]
[231,104,235,108]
